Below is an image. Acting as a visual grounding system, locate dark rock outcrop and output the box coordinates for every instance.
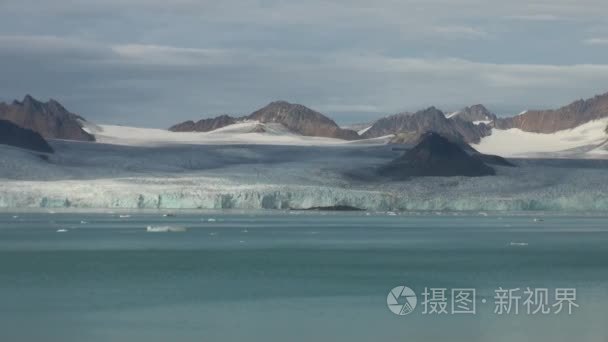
[449,104,497,122]
[246,101,359,140]
[380,132,495,178]
[364,107,491,144]
[495,92,608,133]
[0,119,54,153]
[169,114,237,132]
[0,95,94,141]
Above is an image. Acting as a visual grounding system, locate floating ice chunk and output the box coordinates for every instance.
[80,220,88,224]
[207,218,216,222]
[533,218,544,222]
[146,225,187,233]
[56,229,68,233]
[386,211,397,216]
[509,242,529,247]
[119,215,131,218]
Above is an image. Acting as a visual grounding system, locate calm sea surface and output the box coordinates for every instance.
[0,211,607,342]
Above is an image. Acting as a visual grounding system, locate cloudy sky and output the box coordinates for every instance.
[2,0,608,127]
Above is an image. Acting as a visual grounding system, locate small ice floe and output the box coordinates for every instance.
[365,212,371,216]
[509,242,529,247]
[241,229,249,233]
[163,213,176,217]
[119,215,131,218]
[239,240,246,244]
[478,212,489,217]
[56,229,68,233]
[207,218,216,222]
[386,211,397,216]
[80,220,88,224]
[209,232,218,236]
[533,218,544,222]
[12,215,19,219]
[146,226,187,233]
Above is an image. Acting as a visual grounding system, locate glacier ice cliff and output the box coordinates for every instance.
[1,141,608,211]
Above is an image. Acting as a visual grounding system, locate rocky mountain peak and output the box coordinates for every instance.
[0,95,94,141]
[363,106,491,144]
[495,91,608,133]
[379,132,495,178]
[450,104,497,122]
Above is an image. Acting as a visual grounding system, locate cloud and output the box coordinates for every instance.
[3,34,608,126]
[432,26,489,39]
[505,14,561,21]
[583,38,608,46]
[1,1,608,125]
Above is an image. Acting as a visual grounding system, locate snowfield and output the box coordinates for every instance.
[473,118,608,158]
[91,122,391,146]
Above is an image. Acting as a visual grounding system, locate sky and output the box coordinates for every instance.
[2,0,608,127]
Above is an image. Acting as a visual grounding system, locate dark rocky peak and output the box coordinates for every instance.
[379,132,496,178]
[0,119,54,153]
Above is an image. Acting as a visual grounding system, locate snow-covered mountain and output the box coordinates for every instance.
[3,91,608,159]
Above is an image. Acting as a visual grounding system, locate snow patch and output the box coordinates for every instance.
[472,118,608,157]
[446,111,461,119]
[357,126,372,135]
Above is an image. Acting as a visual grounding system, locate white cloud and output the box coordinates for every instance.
[583,38,608,45]
[432,26,489,39]
[506,14,561,21]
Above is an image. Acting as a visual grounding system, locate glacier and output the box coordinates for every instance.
[1,139,608,211]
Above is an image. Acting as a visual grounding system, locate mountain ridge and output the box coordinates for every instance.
[0,95,94,141]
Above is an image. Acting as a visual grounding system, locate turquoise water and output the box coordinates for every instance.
[0,212,607,341]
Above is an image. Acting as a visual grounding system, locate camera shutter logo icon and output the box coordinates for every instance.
[387,286,417,315]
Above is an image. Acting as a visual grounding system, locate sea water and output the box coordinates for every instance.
[0,211,607,342]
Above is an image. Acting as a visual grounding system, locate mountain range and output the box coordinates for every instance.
[2,90,608,157]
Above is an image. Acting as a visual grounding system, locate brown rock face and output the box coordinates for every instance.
[450,104,497,122]
[170,101,359,140]
[362,107,491,144]
[169,114,237,132]
[0,119,54,153]
[495,92,608,133]
[0,95,94,141]
[246,101,359,140]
